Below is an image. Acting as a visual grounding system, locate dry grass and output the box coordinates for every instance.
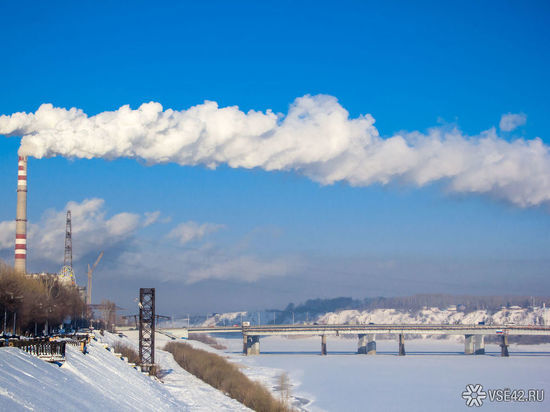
[165,341,293,412]
[112,342,140,364]
[189,333,227,350]
[112,342,161,377]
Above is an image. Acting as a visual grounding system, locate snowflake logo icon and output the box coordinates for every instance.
[462,384,487,407]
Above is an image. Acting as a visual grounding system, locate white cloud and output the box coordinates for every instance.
[143,211,161,227]
[499,112,527,132]
[0,96,547,208]
[0,198,155,264]
[0,200,289,284]
[116,241,295,284]
[167,221,225,245]
[0,221,15,249]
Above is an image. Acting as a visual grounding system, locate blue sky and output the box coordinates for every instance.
[0,1,549,314]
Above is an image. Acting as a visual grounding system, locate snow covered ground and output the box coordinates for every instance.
[0,339,181,411]
[4,331,547,411]
[318,306,550,326]
[100,331,250,411]
[219,336,550,411]
[194,306,550,328]
[0,333,250,411]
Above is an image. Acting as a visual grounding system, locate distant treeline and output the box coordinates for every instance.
[0,262,86,334]
[275,294,550,321]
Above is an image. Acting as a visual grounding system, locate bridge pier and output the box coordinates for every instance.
[398,333,405,356]
[242,334,247,355]
[464,334,474,355]
[474,335,485,355]
[358,334,376,354]
[245,335,260,355]
[358,334,367,354]
[500,335,509,357]
[321,335,327,355]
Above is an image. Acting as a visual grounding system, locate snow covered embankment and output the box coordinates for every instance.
[0,339,181,411]
[318,306,549,326]
[99,331,251,411]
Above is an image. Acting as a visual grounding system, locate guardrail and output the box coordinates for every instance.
[2,338,66,361]
[0,333,90,362]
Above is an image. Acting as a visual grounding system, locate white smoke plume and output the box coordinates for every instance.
[1,95,549,208]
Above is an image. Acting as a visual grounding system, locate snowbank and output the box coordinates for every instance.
[101,331,251,411]
[0,340,181,411]
[318,306,549,327]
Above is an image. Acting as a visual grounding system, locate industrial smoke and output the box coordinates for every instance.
[1,94,549,208]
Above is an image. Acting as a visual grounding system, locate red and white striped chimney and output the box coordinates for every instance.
[15,156,27,273]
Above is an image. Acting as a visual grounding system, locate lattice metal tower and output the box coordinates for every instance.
[139,288,155,373]
[64,210,72,267]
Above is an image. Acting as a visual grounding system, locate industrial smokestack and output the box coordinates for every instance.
[14,156,27,273]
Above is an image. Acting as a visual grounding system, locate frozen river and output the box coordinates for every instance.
[219,336,550,411]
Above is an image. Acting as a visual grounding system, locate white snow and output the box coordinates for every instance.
[219,336,550,411]
[0,340,181,411]
[317,306,549,327]
[105,331,251,411]
[4,320,549,411]
[0,333,253,411]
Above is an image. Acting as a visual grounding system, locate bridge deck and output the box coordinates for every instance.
[160,324,550,337]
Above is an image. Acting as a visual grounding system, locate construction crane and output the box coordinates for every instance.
[87,251,103,305]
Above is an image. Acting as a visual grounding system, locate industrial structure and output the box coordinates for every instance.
[87,252,103,305]
[139,288,156,373]
[13,156,85,297]
[59,210,76,284]
[14,156,27,273]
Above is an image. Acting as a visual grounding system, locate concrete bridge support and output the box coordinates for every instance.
[500,335,509,357]
[242,334,247,355]
[367,335,377,355]
[464,335,474,355]
[245,335,260,355]
[474,335,485,355]
[358,334,367,354]
[358,334,376,354]
[398,333,405,356]
[321,335,327,355]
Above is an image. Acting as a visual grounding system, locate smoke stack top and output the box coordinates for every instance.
[1,95,549,209]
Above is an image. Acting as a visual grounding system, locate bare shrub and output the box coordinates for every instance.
[112,342,140,364]
[189,333,227,350]
[165,342,293,412]
[278,373,291,407]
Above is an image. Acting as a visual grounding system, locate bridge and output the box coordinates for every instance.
[157,324,550,357]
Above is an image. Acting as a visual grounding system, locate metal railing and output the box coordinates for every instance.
[0,333,90,362]
[2,338,66,359]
